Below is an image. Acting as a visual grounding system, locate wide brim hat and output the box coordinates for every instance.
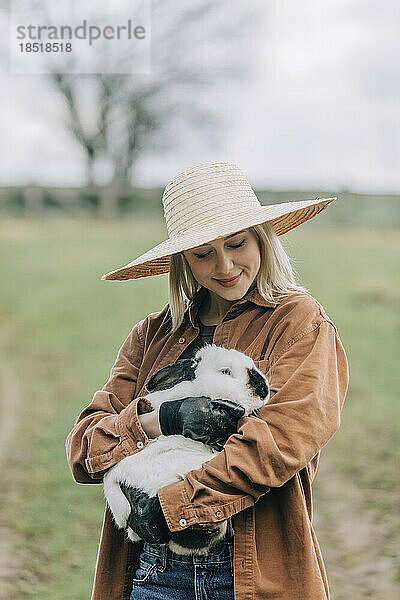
[102,161,336,281]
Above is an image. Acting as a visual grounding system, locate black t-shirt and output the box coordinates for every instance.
[178,321,217,361]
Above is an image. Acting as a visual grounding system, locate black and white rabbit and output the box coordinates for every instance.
[103,344,270,554]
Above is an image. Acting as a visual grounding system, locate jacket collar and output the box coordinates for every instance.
[187,284,277,328]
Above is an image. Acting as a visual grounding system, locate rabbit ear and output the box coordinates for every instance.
[146,358,197,392]
[120,481,140,511]
[247,368,270,401]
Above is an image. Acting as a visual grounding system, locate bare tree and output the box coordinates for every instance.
[25,0,262,217]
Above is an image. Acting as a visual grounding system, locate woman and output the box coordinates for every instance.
[66,161,349,600]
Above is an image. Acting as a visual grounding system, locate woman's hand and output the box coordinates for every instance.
[120,483,171,544]
[159,396,245,451]
[138,409,162,439]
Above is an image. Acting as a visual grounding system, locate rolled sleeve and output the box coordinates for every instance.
[80,396,152,477]
[66,321,153,483]
[159,482,254,532]
[158,319,349,529]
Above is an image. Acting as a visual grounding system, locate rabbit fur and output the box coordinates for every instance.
[103,344,270,554]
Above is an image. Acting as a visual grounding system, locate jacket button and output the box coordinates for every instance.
[215,510,223,518]
[136,441,144,449]
[178,337,185,344]
[179,518,187,527]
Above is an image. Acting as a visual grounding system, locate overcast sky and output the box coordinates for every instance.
[1,0,399,193]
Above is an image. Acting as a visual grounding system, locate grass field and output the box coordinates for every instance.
[0,217,399,599]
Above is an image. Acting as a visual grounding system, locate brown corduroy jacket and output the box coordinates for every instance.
[66,286,349,600]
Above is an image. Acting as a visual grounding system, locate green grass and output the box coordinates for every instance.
[0,218,399,598]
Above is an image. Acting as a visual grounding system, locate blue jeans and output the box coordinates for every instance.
[130,540,234,600]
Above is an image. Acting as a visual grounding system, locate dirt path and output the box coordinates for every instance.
[0,356,24,600]
[314,453,399,599]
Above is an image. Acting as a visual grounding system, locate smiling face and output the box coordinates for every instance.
[182,228,261,302]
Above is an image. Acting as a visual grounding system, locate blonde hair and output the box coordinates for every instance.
[168,222,308,333]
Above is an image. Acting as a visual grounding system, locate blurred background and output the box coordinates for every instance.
[0,1,399,598]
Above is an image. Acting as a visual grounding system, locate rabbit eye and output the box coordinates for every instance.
[220,368,232,376]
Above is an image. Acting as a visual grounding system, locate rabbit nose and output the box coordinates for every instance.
[247,368,269,400]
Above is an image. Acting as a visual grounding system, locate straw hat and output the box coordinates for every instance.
[102,161,336,280]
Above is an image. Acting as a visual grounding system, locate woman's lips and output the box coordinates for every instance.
[214,272,242,287]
